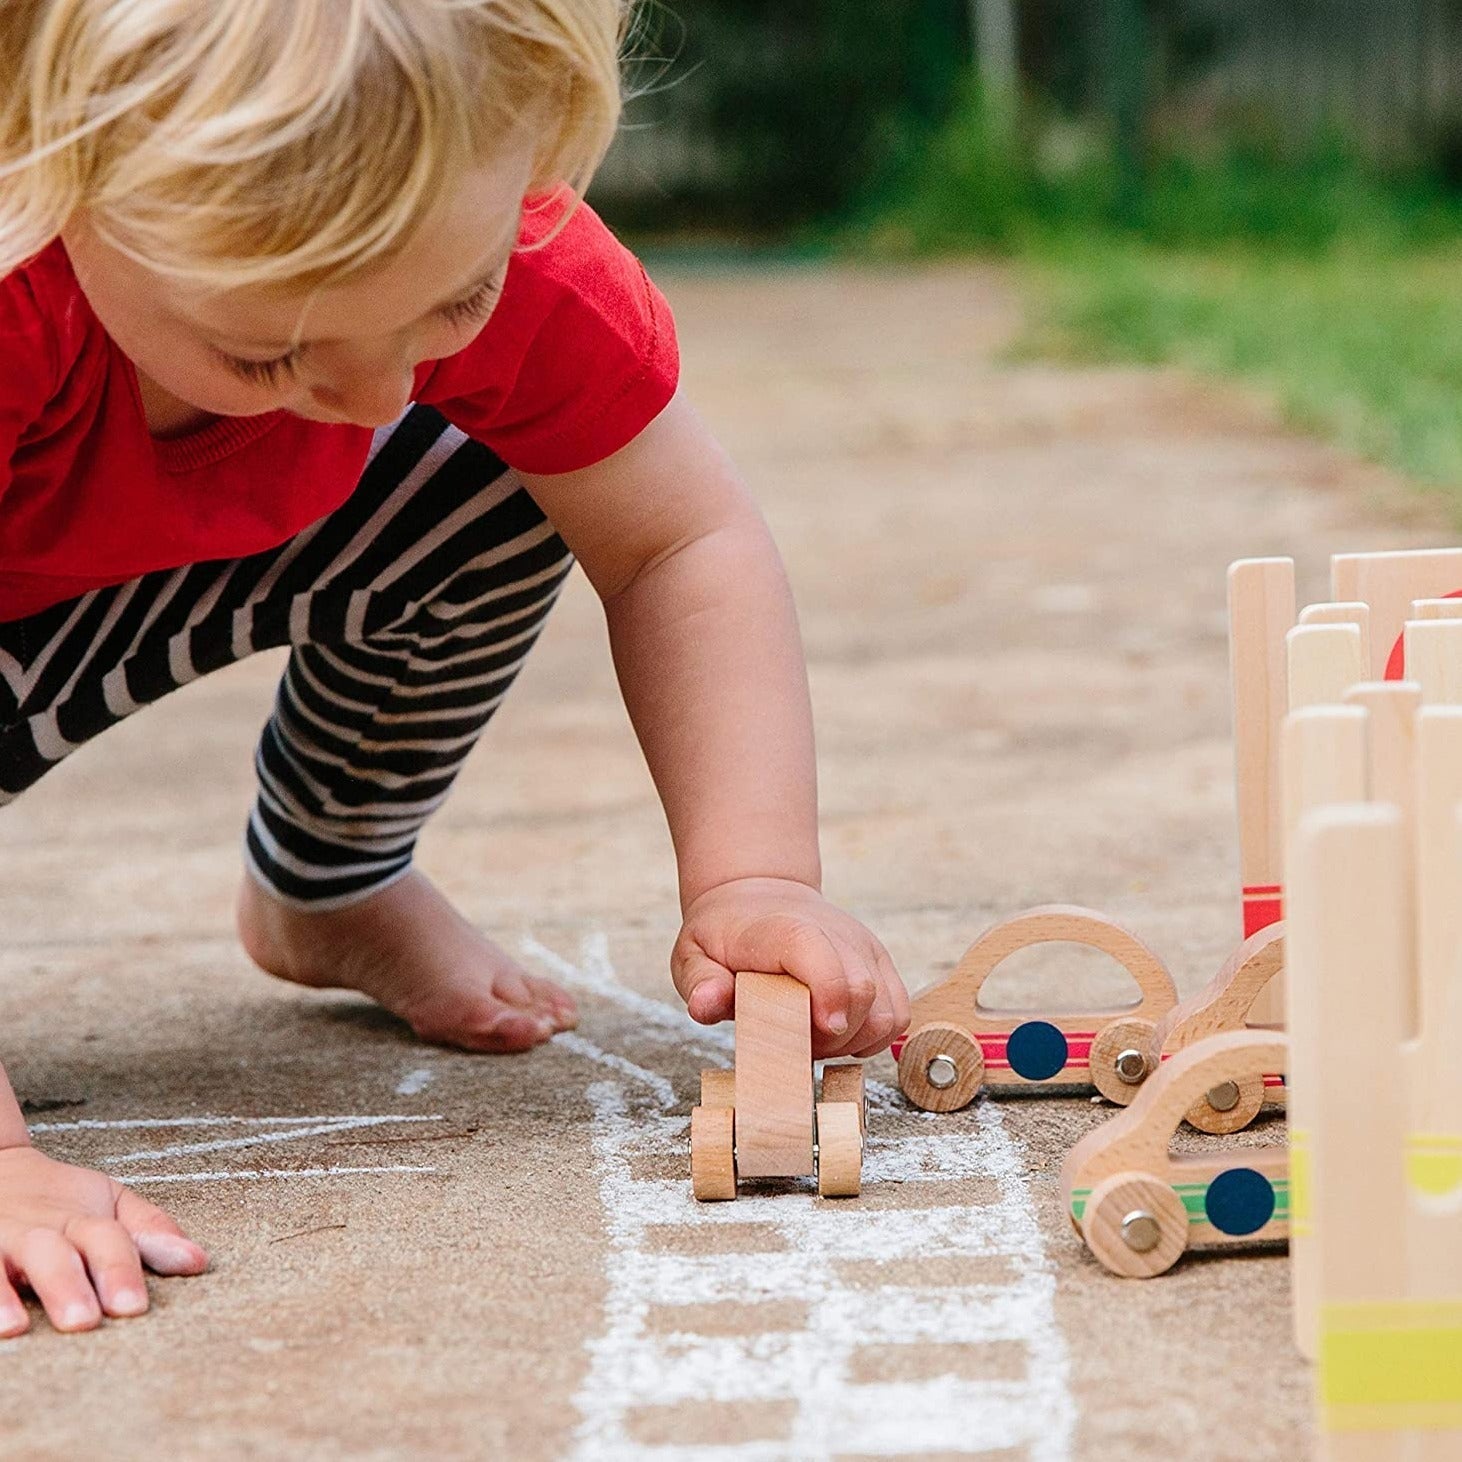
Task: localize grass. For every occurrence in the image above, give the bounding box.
[1020,240,1462,498]
[851,87,1462,503]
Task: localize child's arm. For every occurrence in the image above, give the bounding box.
[0,1060,208,1334]
[522,391,910,1056]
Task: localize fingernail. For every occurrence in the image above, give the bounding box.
[138,1234,203,1271]
[827,1012,848,1035]
[112,1288,148,1316]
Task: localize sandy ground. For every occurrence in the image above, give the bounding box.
[0,263,1450,1460]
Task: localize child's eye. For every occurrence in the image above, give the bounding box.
[221,349,301,387]
[437,278,502,328]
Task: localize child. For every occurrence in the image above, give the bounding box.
[0,0,910,1336]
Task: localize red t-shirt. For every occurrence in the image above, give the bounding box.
[0,201,679,621]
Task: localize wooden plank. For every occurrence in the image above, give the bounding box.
[1405,618,1462,705]
[1229,558,1296,938]
[1287,623,1366,711]
[1271,705,1369,1030]
[733,972,814,1178]
[1294,808,1414,1456]
[1411,597,1462,622]
[1299,601,1371,647]
[1331,548,1462,678]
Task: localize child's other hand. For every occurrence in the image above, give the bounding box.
[673,878,910,1058]
[0,1145,208,1335]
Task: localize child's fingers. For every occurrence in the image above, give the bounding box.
[683,963,735,1026]
[874,943,912,1036]
[114,1191,209,1276]
[66,1217,149,1318]
[0,1273,29,1337]
[12,1229,100,1332]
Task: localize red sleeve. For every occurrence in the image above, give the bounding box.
[0,253,66,504]
[414,197,679,475]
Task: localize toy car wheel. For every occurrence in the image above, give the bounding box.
[691,1105,737,1201]
[816,1101,863,1197]
[1185,1070,1266,1135]
[1081,1171,1188,1278]
[1088,1017,1160,1106]
[897,1022,985,1112]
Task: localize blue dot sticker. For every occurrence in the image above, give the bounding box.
[1203,1167,1276,1236]
[1005,1021,1069,1081]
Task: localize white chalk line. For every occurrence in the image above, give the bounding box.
[529,934,1076,1462]
[123,1164,438,1185]
[104,1114,443,1166]
[32,1112,447,1188]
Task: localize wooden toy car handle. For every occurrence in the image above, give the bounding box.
[946,905,1178,1018]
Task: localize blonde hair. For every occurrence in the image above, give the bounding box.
[0,0,627,290]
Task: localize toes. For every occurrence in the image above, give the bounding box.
[409,995,555,1053]
[522,974,577,1031]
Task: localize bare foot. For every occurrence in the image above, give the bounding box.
[236,869,577,1052]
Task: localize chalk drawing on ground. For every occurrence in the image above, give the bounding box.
[527,932,1077,1462]
[28,1113,446,1186]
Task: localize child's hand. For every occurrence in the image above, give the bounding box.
[673,878,910,1058]
[0,1145,208,1335]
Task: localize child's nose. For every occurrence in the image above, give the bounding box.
[309,363,415,428]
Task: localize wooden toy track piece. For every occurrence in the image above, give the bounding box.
[1149,923,1286,1135]
[689,973,867,1201]
[896,906,1177,1111]
[1060,1029,1289,1279]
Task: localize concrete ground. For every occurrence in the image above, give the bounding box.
[0,263,1448,1460]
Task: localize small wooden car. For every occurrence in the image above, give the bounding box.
[1148,923,1287,1134]
[893,906,1179,1111]
[1061,1029,1289,1278]
[690,971,866,1201]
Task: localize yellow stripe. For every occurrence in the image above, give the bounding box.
[1407,1133,1462,1199]
[1321,1302,1462,1431]
[1289,1128,1311,1234]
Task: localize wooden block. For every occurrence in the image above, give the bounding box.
[1230,558,1296,939]
[1287,623,1366,711]
[1414,711,1462,1126]
[733,972,814,1178]
[1405,618,1462,706]
[700,1068,736,1109]
[1292,807,1416,1448]
[1411,597,1462,621]
[1299,601,1372,649]
[1332,548,1462,678]
[1265,705,1368,1030]
[1344,681,1421,815]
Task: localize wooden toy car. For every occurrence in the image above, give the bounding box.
[1060,1029,1288,1278]
[1147,922,1287,1133]
[690,971,866,1201]
[893,906,1179,1112]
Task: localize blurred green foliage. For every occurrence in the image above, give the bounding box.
[854,83,1462,255]
[607,0,970,230]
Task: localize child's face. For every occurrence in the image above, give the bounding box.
[62,142,536,429]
